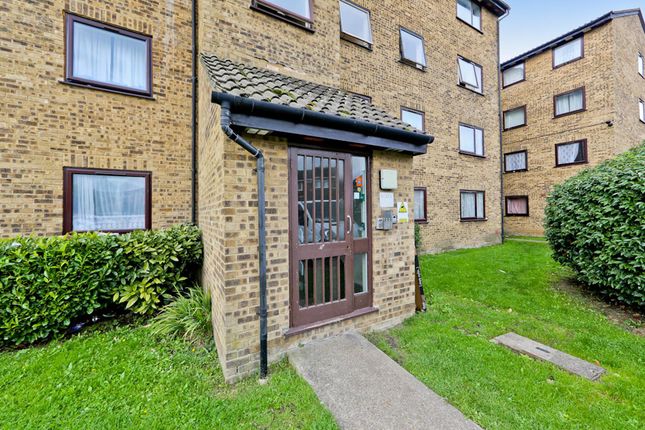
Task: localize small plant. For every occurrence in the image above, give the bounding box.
[151,286,213,346]
[414,223,423,252]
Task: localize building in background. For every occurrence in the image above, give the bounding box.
[501,9,645,236]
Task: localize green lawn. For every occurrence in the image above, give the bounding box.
[370,241,644,430]
[0,323,337,430]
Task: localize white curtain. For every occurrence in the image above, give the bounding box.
[73,174,146,231]
[461,193,476,218]
[340,1,372,42]
[459,125,475,153]
[401,30,426,66]
[557,143,581,164]
[505,152,526,171]
[554,38,582,66]
[474,128,483,155]
[414,189,425,220]
[556,90,583,115]
[505,108,525,129]
[73,22,147,90]
[640,100,644,121]
[476,192,485,219]
[503,64,524,86]
[507,198,527,215]
[639,54,644,76]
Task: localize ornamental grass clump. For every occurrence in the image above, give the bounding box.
[544,144,644,308]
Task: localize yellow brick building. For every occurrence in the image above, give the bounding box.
[501,10,645,236]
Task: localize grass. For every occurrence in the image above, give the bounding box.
[370,241,645,430]
[0,322,337,429]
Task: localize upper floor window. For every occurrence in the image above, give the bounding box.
[460,190,485,221]
[458,57,483,93]
[502,63,525,87]
[639,99,645,122]
[457,0,482,31]
[399,28,426,70]
[251,0,313,29]
[401,107,425,131]
[63,167,151,233]
[553,37,583,68]
[414,187,427,223]
[554,87,585,117]
[506,196,529,216]
[555,140,587,167]
[459,124,484,156]
[65,14,152,97]
[639,53,644,77]
[503,106,527,130]
[504,150,527,172]
[340,0,373,49]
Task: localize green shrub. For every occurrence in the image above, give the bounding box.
[0,225,202,346]
[151,286,212,345]
[545,144,645,307]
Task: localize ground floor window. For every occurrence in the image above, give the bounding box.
[414,187,427,222]
[506,196,529,216]
[63,167,151,233]
[460,190,485,221]
[504,150,527,172]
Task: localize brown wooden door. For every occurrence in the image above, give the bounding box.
[289,147,355,327]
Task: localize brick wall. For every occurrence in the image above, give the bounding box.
[0,0,193,236]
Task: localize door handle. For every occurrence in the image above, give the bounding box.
[346,215,352,236]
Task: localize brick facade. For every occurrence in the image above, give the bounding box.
[501,13,645,236]
[0,1,193,235]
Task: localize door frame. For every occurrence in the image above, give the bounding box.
[287,143,373,330]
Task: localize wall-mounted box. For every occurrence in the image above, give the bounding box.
[380,170,398,190]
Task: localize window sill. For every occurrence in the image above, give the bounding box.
[459,151,486,158]
[457,84,484,96]
[505,214,529,217]
[504,169,528,174]
[284,306,379,338]
[414,219,428,224]
[399,59,427,72]
[554,109,586,119]
[460,218,488,223]
[555,161,588,168]
[60,80,156,100]
[341,33,372,51]
[250,4,315,32]
[456,16,483,34]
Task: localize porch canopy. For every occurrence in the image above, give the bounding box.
[201,54,434,155]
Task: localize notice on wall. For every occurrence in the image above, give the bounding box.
[379,192,394,208]
[397,202,409,223]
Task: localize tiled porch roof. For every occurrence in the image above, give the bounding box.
[201,54,423,134]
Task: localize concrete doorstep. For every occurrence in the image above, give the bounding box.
[288,332,481,430]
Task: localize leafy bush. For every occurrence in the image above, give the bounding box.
[0,225,202,346]
[151,286,212,345]
[545,144,645,307]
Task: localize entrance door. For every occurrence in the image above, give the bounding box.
[288,147,371,328]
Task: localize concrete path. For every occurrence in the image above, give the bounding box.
[288,332,482,430]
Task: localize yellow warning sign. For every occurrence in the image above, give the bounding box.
[397,202,409,223]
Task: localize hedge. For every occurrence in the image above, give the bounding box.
[0,224,202,346]
[545,144,645,308]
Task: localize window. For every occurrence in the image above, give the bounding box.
[350,91,372,103]
[399,28,426,70]
[503,106,526,130]
[414,188,427,222]
[504,150,527,172]
[401,108,425,131]
[640,99,645,122]
[506,196,529,216]
[340,0,373,49]
[502,63,525,87]
[251,0,313,29]
[65,14,152,96]
[459,124,484,156]
[63,168,151,233]
[458,57,483,93]
[457,0,482,31]
[553,37,583,68]
[460,190,485,221]
[554,87,585,117]
[555,140,587,167]
[639,53,644,77]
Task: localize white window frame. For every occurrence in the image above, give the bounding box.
[640,99,645,123]
[399,27,427,69]
[339,0,373,49]
[458,57,483,93]
[457,0,482,31]
[639,52,644,77]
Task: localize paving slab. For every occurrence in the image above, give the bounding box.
[288,332,482,430]
[492,332,605,381]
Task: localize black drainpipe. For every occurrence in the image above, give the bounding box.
[190,0,198,224]
[220,101,268,379]
[498,9,510,242]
